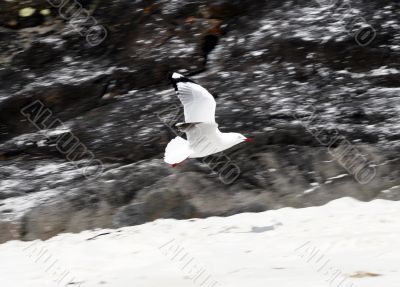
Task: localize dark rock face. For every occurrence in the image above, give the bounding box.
[1,0,400,243]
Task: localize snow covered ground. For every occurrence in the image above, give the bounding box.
[0,197,399,287]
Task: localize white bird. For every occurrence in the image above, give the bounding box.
[164,72,251,166]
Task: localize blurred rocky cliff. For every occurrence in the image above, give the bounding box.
[0,0,399,243]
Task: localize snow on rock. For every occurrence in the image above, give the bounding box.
[0,197,399,287]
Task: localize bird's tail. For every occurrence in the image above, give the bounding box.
[164,136,192,165]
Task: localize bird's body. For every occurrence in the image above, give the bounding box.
[164,73,249,166]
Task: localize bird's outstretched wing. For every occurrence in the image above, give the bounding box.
[171,73,216,123]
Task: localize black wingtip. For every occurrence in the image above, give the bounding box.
[170,72,195,91]
[169,72,178,91]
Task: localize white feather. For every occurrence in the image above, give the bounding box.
[164,136,192,165]
[172,73,216,123]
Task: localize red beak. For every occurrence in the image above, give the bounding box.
[244,138,253,142]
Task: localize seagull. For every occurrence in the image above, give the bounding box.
[164,72,251,166]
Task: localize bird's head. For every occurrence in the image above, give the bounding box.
[229,133,252,145]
